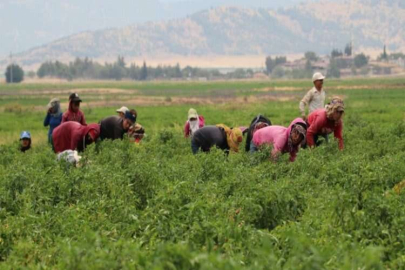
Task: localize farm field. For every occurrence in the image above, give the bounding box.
[0,77,405,268]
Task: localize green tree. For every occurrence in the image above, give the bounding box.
[328,59,341,78]
[378,45,388,62]
[174,63,182,78]
[140,61,148,81]
[331,49,343,58]
[305,51,318,62]
[271,66,285,79]
[117,56,126,68]
[265,56,286,74]
[265,56,275,74]
[354,53,369,68]
[344,43,352,56]
[5,64,24,83]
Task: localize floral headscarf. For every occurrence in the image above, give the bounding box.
[216,124,243,153]
[287,124,307,153]
[326,98,345,119]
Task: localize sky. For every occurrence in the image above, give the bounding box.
[0,0,306,57]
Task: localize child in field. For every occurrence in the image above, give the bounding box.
[19,131,32,153]
[184,108,205,138]
[44,98,62,144]
[62,93,86,125]
[306,98,345,150]
[250,118,307,162]
[191,124,243,154]
[52,122,100,153]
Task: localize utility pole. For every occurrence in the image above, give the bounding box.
[9,52,13,83]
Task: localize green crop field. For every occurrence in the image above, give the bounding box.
[1,78,405,269]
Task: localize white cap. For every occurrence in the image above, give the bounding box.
[312,72,325,82]
[116,106,129,114]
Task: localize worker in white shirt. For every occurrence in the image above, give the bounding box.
[299,72,328,146]
[299,72,326,122]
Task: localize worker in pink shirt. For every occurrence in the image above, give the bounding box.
[250,118,307,162]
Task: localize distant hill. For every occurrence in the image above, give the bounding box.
[2,0,404,68]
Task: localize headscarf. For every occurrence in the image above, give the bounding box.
[326,98,345,119]
[47,98,62,117]
[216,124,243,153]
[287,123,307,153]
[188,108,200,136]
[129,123,145,142]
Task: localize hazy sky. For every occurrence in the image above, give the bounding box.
[0,0,306,57]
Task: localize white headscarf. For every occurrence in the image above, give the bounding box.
[189,116,200,136]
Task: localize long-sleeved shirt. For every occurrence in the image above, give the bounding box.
[52,122,100,153]
[99,116,126,140]
[61,100,87,125]
[299,87,325,116]
[307,109,344,150]
[184,115,205,138]
[252,118,306,162]
[192,126,228,152]
[44,113,62,143]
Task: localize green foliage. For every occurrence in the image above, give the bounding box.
[331,49,343,58]
[271,66,285,79]
[35,57,258,81]
[5,64,24,83]
[304,51,318,62]
[328,59,341,78]
[0,78,405,268]
[344,43,352,56]
[354,53,369,68]
[265,56,287,74]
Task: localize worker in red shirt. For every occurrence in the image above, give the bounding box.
[306,98,345,150]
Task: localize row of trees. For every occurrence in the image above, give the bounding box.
[4,48,405,83]
[36,57,257,81]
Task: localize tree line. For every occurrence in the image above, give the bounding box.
[4,48,405,83]
[35,57,256,81]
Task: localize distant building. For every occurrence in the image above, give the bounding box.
[368,61,398,75]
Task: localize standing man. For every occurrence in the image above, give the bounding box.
[299,72,326,121]
[62,93,87,125]
[99,109,137,140]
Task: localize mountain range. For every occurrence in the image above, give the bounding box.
[2,0,404,69]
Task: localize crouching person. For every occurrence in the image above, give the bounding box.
[100,110,136,141]
[52,122,100,153]
[191,124,243,154]
[19,131,32,153]
[306,98,345,150]
[244,114,272,152]
[128,123,145,143]
[250,118,307,162]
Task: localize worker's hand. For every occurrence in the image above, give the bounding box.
[48,108,53,114]
[301,115,307,122]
